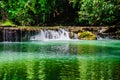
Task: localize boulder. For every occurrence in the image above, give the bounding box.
[78,31,96,40]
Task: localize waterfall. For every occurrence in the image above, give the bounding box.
[3,29,22,42]
[30,29,70,41]
[97,35,110,40]
[97,28,111,40]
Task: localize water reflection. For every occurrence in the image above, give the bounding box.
[0,40,120,80]
[77,56,114,80]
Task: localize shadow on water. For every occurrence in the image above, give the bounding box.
[0,40,120,80]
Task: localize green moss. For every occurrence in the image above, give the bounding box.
[0,20,15,27]
[78,31,96,40]
[0,22,2,26]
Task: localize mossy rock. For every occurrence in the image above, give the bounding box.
[78,31,96,40]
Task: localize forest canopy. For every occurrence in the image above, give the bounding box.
[0,0,120,26]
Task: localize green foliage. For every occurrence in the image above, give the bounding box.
[71,0,120,25]
[0,1,6,8]
[0,0,120,26]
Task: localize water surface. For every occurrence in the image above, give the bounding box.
[0,40,120,80]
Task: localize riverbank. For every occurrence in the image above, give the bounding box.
[0,26,120,41]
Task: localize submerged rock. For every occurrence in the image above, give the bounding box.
[78,31,96,40]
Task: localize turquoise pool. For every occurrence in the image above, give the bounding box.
[0,40,120,80]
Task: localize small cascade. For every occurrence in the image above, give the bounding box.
[97,34,110,40]
[30,29,70,41]
[97,27,111,40]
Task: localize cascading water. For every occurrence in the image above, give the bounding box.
[30,29,70,41]
[1,27,115,42]
[97,28,110,40]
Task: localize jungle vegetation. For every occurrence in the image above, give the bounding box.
[0,0,120,26]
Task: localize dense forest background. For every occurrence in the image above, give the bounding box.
[0,0,120,26]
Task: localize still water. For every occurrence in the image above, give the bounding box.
[0,40,120,80]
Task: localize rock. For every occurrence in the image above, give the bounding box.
[69,32,74,38]
[78,31,96,40]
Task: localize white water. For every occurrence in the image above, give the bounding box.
[30,29,70,41]
[97,35,110,40]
